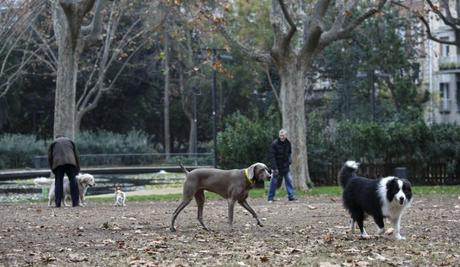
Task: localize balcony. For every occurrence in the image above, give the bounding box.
[439,56,460,71]
[440,98,452,114]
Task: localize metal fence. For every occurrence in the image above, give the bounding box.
[32,153,213,169]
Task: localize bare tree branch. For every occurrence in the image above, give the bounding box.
[265,65,281,111]
[216,24,271,63]
[319,0,388,50]
[391,0,459,45]
[277,0,297,52]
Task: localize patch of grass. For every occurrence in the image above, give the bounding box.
[50,185,460,204]
[413,185,460,194]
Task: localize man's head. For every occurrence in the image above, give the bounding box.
[279,129,287,142]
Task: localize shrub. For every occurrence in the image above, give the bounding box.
[0,134,48,169]
[0,130,156,169]
[217,112,278,169]
[76,130,153,154]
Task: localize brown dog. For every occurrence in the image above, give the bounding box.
[170,162,271,232]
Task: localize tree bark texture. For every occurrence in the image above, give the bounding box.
[279,61,310,190]
[52,0,96,139]
[53,3,78,139]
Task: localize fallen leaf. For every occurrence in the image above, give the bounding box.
[385,228,394,235]
[323,232,334,243]
[319,262,340,267]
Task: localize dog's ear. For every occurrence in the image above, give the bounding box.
[247,163,268,179]
[247,163,259,179]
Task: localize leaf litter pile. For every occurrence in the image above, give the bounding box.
[1,195,459,266]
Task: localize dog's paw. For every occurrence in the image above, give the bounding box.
[170,227,176,232]
[360,233,371,239]
[394,234,406,240]
[377,228,385,235]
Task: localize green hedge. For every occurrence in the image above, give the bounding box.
[75,130,153,154]
[0,130,155,169]
[217,114,460,175]
[0,134,47,169]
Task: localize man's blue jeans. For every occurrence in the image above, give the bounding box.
[268,171,295,200]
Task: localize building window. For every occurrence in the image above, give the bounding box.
[457,82,460,113]
[440,82,451,113]
[440,37,450,57]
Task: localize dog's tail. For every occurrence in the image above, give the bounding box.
[33,177,53,187]
[338,160,359,188]
[178,161,189,174]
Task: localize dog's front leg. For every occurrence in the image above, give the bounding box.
[392,215,405,240]
[79,195,85,206]
[238,199,263,227]
[227,199,236,230]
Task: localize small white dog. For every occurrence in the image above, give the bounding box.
[114,186,126,207]
[34,173,95,206]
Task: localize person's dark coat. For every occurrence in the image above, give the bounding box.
[48,136,80,172]
[268,138,292,174]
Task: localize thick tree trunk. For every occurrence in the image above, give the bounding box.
[279,62,311,190]
[53,4,78,140]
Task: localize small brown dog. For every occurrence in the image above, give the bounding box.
[170,162,271,232]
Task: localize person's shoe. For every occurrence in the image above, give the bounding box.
[268,199,275,203]
[288,198,297,201]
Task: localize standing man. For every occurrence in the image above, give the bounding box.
[268,129,296,202]
[48,135,80,207]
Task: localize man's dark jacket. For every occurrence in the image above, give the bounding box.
[268,138,292,174]
[48,137,80,172]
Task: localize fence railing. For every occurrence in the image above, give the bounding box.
[312,161,460,186]
[32,153,213,169]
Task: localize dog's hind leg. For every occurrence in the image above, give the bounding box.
[169,185,195,232]
[194,190,209,231]
[373,215,385,235]
[63,195,70,207]
[352,210,368,239]
[238,199,263,227]
[170,198,192,232]
[350,219,356,234]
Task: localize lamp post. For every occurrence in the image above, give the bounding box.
[195,48,232,168]
[356,70,377,121]
[211,49,218,168]
[191,86,201,160]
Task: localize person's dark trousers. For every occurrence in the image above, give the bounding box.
[53,164,79,207]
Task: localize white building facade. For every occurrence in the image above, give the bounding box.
[421,1,460,124]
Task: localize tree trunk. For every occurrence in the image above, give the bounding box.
[53,3,78,140]
[279,62,311,190]
[52,0,96,139]
[163,28,171,158]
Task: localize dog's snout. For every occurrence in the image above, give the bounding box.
[399,196,404,204]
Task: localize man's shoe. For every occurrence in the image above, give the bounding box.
[288,198,297,201]
[268,200,274,203]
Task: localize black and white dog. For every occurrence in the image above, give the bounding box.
[338,161,412,240]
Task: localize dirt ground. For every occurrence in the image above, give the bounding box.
[1,195,460,267]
